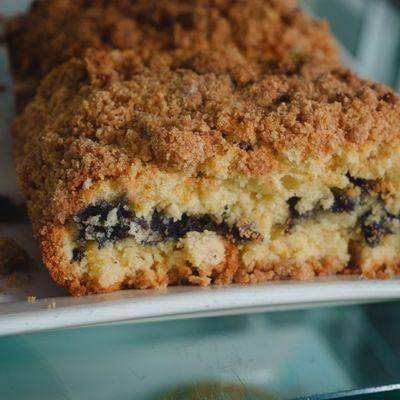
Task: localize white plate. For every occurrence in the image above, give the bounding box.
[1,277,400,336]
[0,1,399,337]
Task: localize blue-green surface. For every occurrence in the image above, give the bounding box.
[300,386,400,399]
[305,0,400,89]
[0,305,400,399]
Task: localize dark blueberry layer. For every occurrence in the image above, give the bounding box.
[71,197,261,262]
[360,212,393,247]
[287,187,357,222]
[287,196,301,220]
[346,174,375,192]
[71,174,398,263]
[150,210,216,241]
[150,210,261,243]
[73,198,146,248]
[286,175,399,247]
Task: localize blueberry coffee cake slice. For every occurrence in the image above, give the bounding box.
[5,0,339,111]
[12,50,400,295]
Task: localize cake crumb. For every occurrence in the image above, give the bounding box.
[27,295,36,304]
[47,299,57,309]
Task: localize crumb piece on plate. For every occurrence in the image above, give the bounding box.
[47,299,57,309]
[27,295,37,304]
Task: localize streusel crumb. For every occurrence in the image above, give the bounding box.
[5,0,339,110]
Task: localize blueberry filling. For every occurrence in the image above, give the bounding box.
[287,196,301,220]
[346,174,375,192]
[71,197,262,262]
[71,175,398,263]
[287,175,399,247]
[73,198,147,248]
[360,211,393,247]
[72,248,85,263]
[150,210,215,241]
[287,187,358,221]
[331,188,359,213]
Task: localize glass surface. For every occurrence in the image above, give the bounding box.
[305,0,400,88]
[0,303,400,399]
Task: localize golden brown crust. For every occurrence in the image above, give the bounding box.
[5,0,339,110]
[233,257,347,284]
[13,49,400,232]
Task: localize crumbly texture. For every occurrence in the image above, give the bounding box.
[5,0,339,110]
[12,50,400,295]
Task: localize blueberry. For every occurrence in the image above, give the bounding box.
[75,198,262,248]
[72,247,85,262]
[287,196,301,219]
[360,212,392,247]
[346,174,375,192]
[331,188,359,213]
[150,210,168,238]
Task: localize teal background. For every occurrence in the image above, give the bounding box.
[1,304,400,399]
[2,1,400,399]
[305,0,400,89]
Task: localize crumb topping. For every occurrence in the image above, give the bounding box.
[13,49,400,226]
[6,0,339,108]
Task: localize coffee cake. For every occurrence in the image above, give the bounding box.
[12,50,400,295]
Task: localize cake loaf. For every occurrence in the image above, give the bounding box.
[12,50,400,295]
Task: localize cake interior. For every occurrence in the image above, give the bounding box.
[62,155,400,289]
